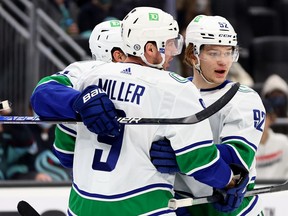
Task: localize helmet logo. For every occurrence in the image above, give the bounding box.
[134,44,141,51]
[193,15,203,22]
[149,13,159,21]
[219,34,232,38]
[110,20,121,27]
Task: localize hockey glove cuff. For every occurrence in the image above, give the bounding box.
[213,163,249,213]
[150,138,180,173]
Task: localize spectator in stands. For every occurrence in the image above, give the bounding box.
[51,0,79,35]
[0,106,52,181]
[74,0,90,8]
[256,99,288,180]
[262,74,288,134]
[77,0,111,38]
[177,0,211,34]
[27,106,71,182]
[108,0,165,23]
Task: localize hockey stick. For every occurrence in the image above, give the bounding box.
[168,179,288,210]
[17,200,40,216]
[0,100,10,110]
[0,82,239,125]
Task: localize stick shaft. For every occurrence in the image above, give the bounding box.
[17,200,40,216]
[0,83,240,125]
[169,180,288,210]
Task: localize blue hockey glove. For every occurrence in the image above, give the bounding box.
[73,85,120,136]
[150,138,180,173]
[213,163,249,213]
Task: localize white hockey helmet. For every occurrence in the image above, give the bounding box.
[185,15,238,61]
[121,7,182,63]
[89,20,124,62]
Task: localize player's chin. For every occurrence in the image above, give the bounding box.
[214,77,226,84]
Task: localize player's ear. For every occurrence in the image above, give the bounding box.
[112,50,126,63]
[143,42,160,65]
[144,42,157,55]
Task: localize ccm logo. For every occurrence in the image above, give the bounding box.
[219,34,232,37]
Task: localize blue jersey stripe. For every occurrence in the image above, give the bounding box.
[222,135,257,151]
[175,140,213,154]
[73,182,173,200]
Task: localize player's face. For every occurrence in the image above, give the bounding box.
[198,45,234,85]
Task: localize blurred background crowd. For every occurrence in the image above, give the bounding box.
[1,0,288,182]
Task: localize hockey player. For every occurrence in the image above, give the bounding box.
[150,15,265,215]
[63,7,248,215]
[30,19,128,171]
[31,20,126,137]
[31,18,174,137]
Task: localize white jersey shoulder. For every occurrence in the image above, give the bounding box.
[75,62,199,111]
[201,82,265,143]
[76,62,190,90]
[59,60,106,86]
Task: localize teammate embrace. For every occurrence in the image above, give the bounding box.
[31,7,264,216]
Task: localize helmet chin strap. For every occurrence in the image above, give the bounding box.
[141,53,165,69]
[195,56,215,85]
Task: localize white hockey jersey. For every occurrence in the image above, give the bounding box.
[66,62,231,215]
[174,81,265,216]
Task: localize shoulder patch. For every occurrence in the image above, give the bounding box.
[169,72,189,83]
[238,84,256,93]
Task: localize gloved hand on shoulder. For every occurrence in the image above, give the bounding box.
[73,85,120,137]
[213,163,249,213]
[150,138,180,173]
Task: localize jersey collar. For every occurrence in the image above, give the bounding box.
[188,77,232,92]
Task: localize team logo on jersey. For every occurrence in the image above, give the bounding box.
[169,72,189,83]
[238,85,255,93]
[149,13,159,21]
